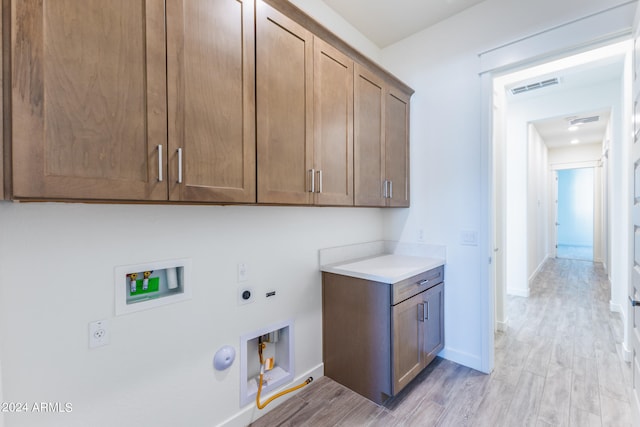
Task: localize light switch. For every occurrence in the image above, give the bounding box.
[460,230,478,246]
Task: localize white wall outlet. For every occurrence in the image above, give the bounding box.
[237,263,249,282]
[238,287,254,305]
[89,319,110,349]
[418,228,424,242]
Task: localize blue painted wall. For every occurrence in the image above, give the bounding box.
[557,168,594,247]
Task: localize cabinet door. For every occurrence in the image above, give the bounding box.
[0,1,3,200]
[392,292,424,395]
[354,64,385,207]
[386,88,410,207]
[167,0,255,203]
[11,0,167,200]
[313,38,353,206]
[423,283,444,365]
[256,2,313,204]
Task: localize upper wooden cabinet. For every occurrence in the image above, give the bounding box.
[256,2,313,205]
[167,0,255,203]
[313,38,354,206]
[11,0,167,200]
[10,0,254,203]
[6,0,411,206]
[354,64,386,207]
[386,88,410,207]
[0,2,4,200]
[256,2,356,206]
[354,65,411,207]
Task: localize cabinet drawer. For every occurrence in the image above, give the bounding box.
[392,266,443,305]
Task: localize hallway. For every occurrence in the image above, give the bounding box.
[249,258,633,426]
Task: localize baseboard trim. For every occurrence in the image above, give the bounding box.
[623,341,633,363]
[528,255,548,284]
[610,300,623,314]
[496,318,509,332]
[219,363,324,427]
[610,301,632,362]
[507,287,530,297]
[438,347,483,372]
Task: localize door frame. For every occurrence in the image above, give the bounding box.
[552,165,599,261]
[478,2,635,375]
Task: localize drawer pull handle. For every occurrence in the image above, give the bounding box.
[418,279,429,286]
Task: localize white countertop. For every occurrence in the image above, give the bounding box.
[321,254,445,284]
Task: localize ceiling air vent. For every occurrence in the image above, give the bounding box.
[510,78,559,95]
[569,116,600,125]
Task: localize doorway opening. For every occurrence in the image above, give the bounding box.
[490,39,631,368]
[555,167,594,261]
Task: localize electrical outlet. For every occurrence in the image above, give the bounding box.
[238,287,254,305]
[418,228,424,242]
[89,319,110,349]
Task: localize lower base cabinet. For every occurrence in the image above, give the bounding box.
[322,266,444,404]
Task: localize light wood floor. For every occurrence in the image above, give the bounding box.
[250,258,635,426]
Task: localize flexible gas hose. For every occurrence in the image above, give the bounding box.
[256,342,313,410]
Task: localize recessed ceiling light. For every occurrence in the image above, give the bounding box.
[570,139,579,144]
[568,125,579,132]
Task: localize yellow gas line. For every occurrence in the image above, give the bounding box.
[256,342,313,410]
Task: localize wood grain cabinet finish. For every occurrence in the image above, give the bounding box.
[386,88,410,207]
[7,0,410,206]
[256,8,354,206]
[256,1,313,205]
[423,282,445,365]
[0,1,4,200]
[354,65,411,207]
[354,64,385,207]
[312,38,354,206]
[10,0,254,203]
[167,0,256,202]
[322,266,444,404]
[11,0,167,200]
[167,0,255,203]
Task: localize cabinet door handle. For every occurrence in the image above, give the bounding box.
[426,301,430,320]
[389,180,393,199]
[177,148,183,184]
[418,303,425,322]
[157,145,163,182]
[383,180,388,198]
[317,170,323,193]
[309,169,315,193]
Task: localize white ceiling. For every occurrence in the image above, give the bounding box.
[533,109,611,149]
[510,56,624,149]
[318,0,626,150]
[320,0,487,48]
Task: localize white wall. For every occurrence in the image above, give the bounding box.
[0,4,387,427]
[527,125,549,281]
[0,203,383,427]
[379,0,632,370]
[0,1,635,426]
[288,0,382,62]
[549,143,603,165]
[502,79,621,296]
